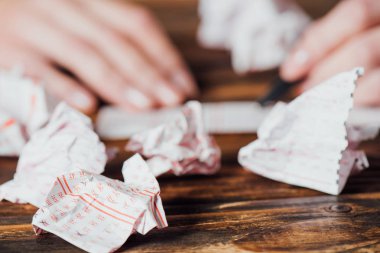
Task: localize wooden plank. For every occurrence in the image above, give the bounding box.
[1,193,379,252]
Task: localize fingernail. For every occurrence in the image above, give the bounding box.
[124,88,152,110]
[70,92,93,111]
[292,49,309,65]
[171,71,197,95]
[283,49,309,80]
[157,83,182,106]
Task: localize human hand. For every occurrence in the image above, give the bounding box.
[280,0,380,106]
[0,0,197,114]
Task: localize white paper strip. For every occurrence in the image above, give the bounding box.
[96,101,380,141]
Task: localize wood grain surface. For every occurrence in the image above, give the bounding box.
[0,0,379,252]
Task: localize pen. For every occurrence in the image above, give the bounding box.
[258,75,301,106]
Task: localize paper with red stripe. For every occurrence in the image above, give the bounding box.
[0,68,54,156]
[32,154,167,253]
[239,68,369,195]
[0,112,26,156]
[126,101,221,176]
[0,103,106,206]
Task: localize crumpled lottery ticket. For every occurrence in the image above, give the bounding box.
[0,68,54,156]
[238,68,368,195]
[0,103,106,207]
[198,0,310,72]
[32,154,167,253]
[127,101,221,177]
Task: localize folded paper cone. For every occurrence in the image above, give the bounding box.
[238,68,369,195]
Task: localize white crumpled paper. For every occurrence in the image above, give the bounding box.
[127,101,221,177]
[0,112,26,156]
[198,0,310,72]
[238,68,368,195]
[32,154,167,253]
[0,103,107,207]
[0,68,54,156]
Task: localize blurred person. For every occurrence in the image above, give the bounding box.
[0,0,197,114]
[281,0,380,107]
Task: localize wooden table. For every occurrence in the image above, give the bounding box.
[1,0,379,252]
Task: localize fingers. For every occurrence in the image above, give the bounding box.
[281,0,380,81]
[9,10,154,111]
[298,26,380,92]
[43,69,98,114]
[84,0,198,97]
[31,0,159,108]
[35,0,191,108]
[0,42,97,114]
[354,69,380,107]
[0,0,197,111]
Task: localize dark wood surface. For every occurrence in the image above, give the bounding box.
[1,0,379,252]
